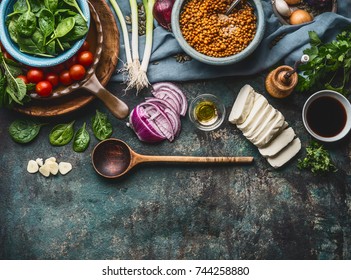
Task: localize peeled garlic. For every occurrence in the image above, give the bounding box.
[45,157,56,164]
[47,161,59,175]
[59,162,72,175]
[35,158,43,166]
[275,0,291,17]
[39,164,51,177]
[27,160,39,174]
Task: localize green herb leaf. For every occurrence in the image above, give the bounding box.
[92,110,113,140]
[49,121,75,146]
[297,141,337,174]
[73,122,90,152]
[9,119,45,144]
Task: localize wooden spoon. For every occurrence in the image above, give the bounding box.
[92,138,254,179]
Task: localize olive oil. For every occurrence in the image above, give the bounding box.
[194,101,218,126]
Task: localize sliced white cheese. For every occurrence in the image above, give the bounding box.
[254,111,285,148]
[246,107,278,142]
[243,104,274,139]
[59,162,72,175]
[259,127,296,157]
[237,94,269,132]
[39,164,51,177]
[27,160,39,174]
[228,84,256,125]
[267,138,301,168]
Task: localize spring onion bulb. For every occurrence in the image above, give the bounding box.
[129,0,141,89]
[109,0,133,87]
[135,0,155,92]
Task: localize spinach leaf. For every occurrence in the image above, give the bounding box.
[8,0,28,16]
[38,9,54,44]
[46,41,56,56]
[0,72,6,107]
[6,77,27,105]
[44,0,58,12]
[73,122,90,152]
[16,0,37,37]
[61,14,88,42]
[8,20,19,43]
[49,121,75,146]
[18,30,48,56]
[92,110,113,140]
[46,17,76,45]
[9,119,45,144]
[63,0,87,22]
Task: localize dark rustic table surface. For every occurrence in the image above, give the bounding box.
[1,73,350,260]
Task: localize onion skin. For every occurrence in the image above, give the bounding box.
[289,9,313,25]
[153,0,175,31]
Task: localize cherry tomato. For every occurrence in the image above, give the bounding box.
[51,63,65,74]
[35,81,53,97]
[59,70,73,86]
[17,75,28,84]
[27,68,44,83]
[69,64,86,81]
[77,51,94,68]
[45,72,59,87]
[79,41,90,53]
[65,55,78,69]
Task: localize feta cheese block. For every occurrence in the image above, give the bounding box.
[237,94,268,132]
[253,111,285,148]
[267,138,301,168]
[259,127,296,157]
[243,104,274,139]
[228,84,256,125]
[246,107,278,142]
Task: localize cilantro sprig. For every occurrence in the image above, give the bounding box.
[297,30,351,96]
[297,141,337,174]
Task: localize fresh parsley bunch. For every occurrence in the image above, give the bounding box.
[297,30,351,96]
[298,140,337,174]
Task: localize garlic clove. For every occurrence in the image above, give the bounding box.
[39,164,51,177]
[58,162,72,175]
[27,160,39,174]
[275,0,291,17]
[45,157,56,164]
[47,161,59,175]
[35,158,43,166]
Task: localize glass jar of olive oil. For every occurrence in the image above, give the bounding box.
[189,94,226,131]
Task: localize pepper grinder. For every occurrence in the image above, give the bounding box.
[265,55,309,98]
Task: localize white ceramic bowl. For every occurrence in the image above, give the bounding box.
[302,90,351,142]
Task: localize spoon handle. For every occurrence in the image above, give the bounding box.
[225,0,241,16]
[138,155,254,164]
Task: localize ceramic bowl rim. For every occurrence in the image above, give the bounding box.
[0,0,90,67]
[171,0,266,66]
[302,89,351,142]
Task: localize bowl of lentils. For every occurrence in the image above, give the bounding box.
[171,0,265,65]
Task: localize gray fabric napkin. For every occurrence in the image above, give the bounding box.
[108,0,351,84]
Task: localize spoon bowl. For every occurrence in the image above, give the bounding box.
[92,138,254,179]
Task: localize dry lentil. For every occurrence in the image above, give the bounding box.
[180,0,257,57]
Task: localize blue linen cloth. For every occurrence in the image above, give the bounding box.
[108,0,351,84]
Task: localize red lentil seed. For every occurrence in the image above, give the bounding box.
[180,0,257,58]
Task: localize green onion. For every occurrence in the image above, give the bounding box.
[129,0,141,88]
[108,0,133,87]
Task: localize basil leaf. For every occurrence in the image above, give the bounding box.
[73,122,90,152]
[92,110,113,141]
[9,119,45,144]
[49,121,75,146]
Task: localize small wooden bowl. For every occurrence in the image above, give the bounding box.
[271,0,337,25]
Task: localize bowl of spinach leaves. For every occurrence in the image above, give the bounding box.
[0,0,90,67]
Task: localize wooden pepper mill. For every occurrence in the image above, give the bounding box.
[265,55,309,98]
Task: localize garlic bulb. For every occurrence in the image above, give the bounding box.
[275,0,291,17]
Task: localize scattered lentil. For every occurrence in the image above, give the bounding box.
[180,0,257,57]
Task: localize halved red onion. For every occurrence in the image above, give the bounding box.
[129,107,166,143]
[150,88,181,114]
[152,82,188,116]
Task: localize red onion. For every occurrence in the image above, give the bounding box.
[153,0,175,31]
[152,82,188,116]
